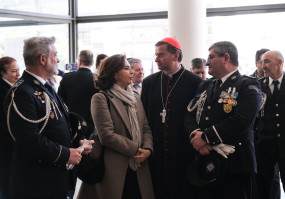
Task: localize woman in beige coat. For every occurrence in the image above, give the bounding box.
[77,54,154,199]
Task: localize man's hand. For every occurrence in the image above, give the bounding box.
[190,130,207,150]
[134,148,151,163]
[79,139,94,155]
[67,148,82,165]
[198,144,212,155]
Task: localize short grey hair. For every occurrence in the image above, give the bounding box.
[23,36,56,67]
[127,58,141,69]
[209,41,239,67]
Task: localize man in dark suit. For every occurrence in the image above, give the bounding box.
[184,41,262,199]
[254,50,285,199]
[141,37,202,199]
[58,50,99,138]
[4,37,90,199]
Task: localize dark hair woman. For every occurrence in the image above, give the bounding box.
[77,54,154,199]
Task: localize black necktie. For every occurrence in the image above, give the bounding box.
[272,80,279,100]
[213,79,222,96]
[44,82,58,104]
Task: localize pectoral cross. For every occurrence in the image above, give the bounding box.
[160,109,166,123]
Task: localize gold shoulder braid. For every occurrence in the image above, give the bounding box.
[7,81,60,141]
[187,90,207,124]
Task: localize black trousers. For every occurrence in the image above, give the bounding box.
[0,160,11,199]
[122,167,142,199]
[195,173,255,199]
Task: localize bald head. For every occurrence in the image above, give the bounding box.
[261,50,284,79]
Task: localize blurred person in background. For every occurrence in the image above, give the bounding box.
[95,54,108,75]
[251,49,270,78]
[0,56,20,199]
[191,58,207,80]
[127,58,144,96]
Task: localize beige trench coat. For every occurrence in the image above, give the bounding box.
[77,91,154,199]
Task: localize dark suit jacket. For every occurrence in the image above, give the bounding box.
[0,78,13,161]
[58,67,99,138]
[185,71,262,174]
[4,71,71,198]
[255,75,285,158]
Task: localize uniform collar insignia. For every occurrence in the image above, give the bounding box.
[231,75,237,80]
[33,79,40,85]
[34,91,42,96]
[263,79,267,84]
[13,79,24,88]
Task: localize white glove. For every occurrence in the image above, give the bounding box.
[66,139,92,170]
[212,143,235,159]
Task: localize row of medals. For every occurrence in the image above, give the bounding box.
[218,87,238,113]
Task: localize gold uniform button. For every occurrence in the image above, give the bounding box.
[276,104,279,107]
[239,142,242,146]
[276,114,279,117]
[205,117,209,120]
[207,106,211,110]
[277,134,281,138]
[277,124,280,127]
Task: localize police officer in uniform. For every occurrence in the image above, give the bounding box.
[254,50,285,199]
[4,36,92,199]
[184,41,262,199]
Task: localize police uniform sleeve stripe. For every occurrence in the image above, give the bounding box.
[52,145,62,163]
[212,125,223,143]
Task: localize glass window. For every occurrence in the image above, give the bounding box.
[78,0,168,16]
[78,19,168,77]
[207,12,285,75]
[0,0,69,16]
[0,19,69,73]
[207,0,284,8]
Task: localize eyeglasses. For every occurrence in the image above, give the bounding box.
[258,59,270,65]
[207,54,216,62]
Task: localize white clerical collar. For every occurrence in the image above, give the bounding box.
[2,77,13,86]
[25,70,46,85]
[166,64,182,78]
[220,69,238,85]
[269,74,283,86]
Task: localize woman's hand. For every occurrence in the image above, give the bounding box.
[133,148,151,163]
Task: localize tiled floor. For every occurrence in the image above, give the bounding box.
[74,179,285,198]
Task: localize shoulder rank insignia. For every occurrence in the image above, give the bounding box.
[12,79,24,88]
[33,79,40,85]
[248,85,259,92]
[34,91,42,96]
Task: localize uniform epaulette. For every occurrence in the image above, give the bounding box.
[243,75,256,79]
[11,79,24,89]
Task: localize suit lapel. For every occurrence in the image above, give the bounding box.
[107,92,132,134]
